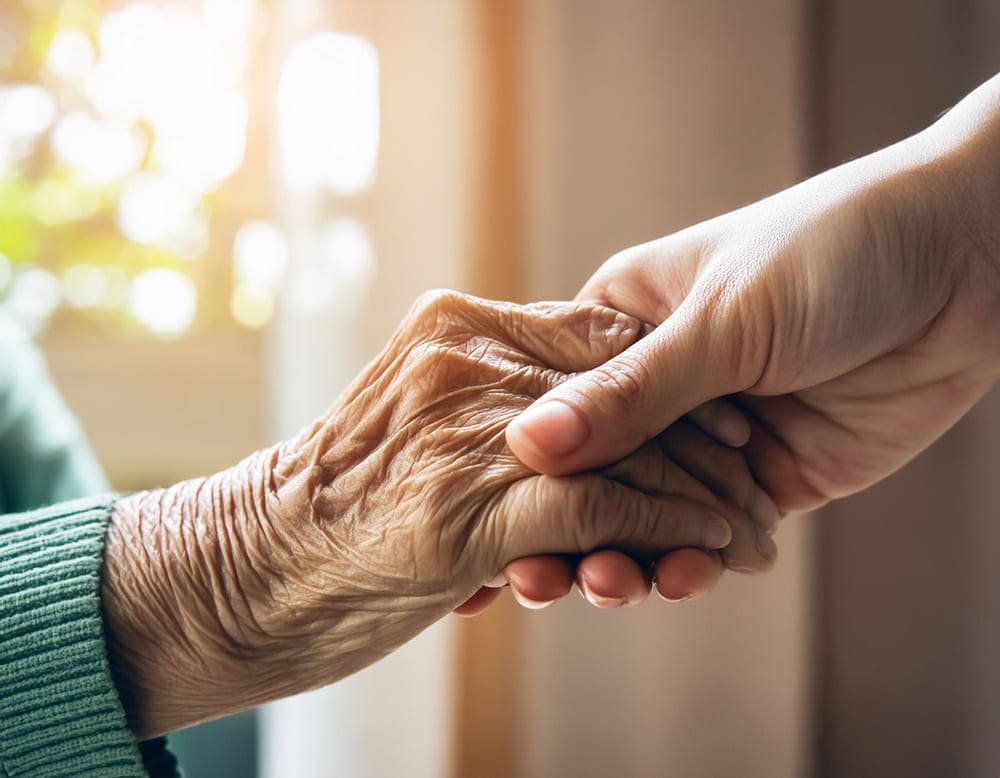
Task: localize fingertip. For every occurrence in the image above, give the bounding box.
[503,556,575,604]
[688,400,751,448]
[755,526,779,563]
[701,517,733,550]
[578,577,629,608]
[454,586,504,616]
[507,400,591,471]
[720,526,779,574]
[653,549,723,602]
[750,488,780,531]
[576,550,651,608]
[510,587,558,610]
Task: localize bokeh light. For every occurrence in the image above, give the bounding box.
[128,268,197,337]
[288,217,376,313]
[62,263,109,309]
[153,93,247,192]
[116,173,208,258]
[233,221,289,288]
[30,179,101,226]
[230,282,275,329]
[51,111,145,185]
[321,217,377,290]
[1,2,381,336]
[0,253,11,293]
[7,267,61,335]
[277,33,380,194]
[0,85,56,166]
[45,28,96,84]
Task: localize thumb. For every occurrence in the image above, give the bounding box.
[506,300,745,475]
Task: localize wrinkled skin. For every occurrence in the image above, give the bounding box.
[504,72,1000,607]
[101,290,770,739]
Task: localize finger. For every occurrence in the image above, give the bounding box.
[576,549,651,608]
[400,291,643,376]
[507,297,746,477]
[734,394,829,513]
[454,586,504,617]
[654,549,723,602]
[600,438,776,574]
[686,398,751,448]
[656,419,778,531]
[503,555,575,609]
[495,300,646,373]
[489,474,733,567]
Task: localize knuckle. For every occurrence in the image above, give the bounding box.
[407,289,472,334]
[620,501,661,551]
[568,478,613,551]
[595,310,642,354]
[566,302,641,358]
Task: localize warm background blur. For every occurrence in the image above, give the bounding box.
[3,1,1000,776]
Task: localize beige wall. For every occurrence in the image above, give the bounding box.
[813,2,1000,776]
[42,329,265,491]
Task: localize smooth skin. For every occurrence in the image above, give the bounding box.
[501,72,1000,608]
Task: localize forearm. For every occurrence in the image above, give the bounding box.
[101,452,274,739]
[100,445,439,740]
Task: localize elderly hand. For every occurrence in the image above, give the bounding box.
[99,290,770,739]
[504,73,1000,605]
[458,405,777,614]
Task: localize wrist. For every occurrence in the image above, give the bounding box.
[101,451,286,738]
[860,76,1000,374]
[917,74,1000,283]
[101,441,449,739]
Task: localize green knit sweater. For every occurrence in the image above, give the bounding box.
[0,319,180,777]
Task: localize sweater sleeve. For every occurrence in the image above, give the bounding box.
[0,496,180,777]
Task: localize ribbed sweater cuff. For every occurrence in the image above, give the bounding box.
[0,496,178,777]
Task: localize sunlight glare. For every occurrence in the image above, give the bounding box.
[0,253,11,293]
[0,85,56,164]
[117,173,206,255]
[288,217,375,313]
[51,111,145,184]
[231,281,275,329]
[62,263,109,309]
[128,268,197,337]
[45,28,96,84]
[277,33,379,194]
[154,92,247,192]
[7,267,60,334]
[233,221,289,288]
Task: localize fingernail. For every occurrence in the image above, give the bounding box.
[511,588,557,610]
[716,412,751,448]
[701,518,731,549]
[510,401,590,460]
[578,578,627,608]
[655,588,696,604]
[755,527,778,561]
[750,489,779,531]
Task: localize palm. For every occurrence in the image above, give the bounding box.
[738,249,1000,512]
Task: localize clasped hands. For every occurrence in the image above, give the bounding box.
[103,291,775,738]
[102,73,1000,739]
